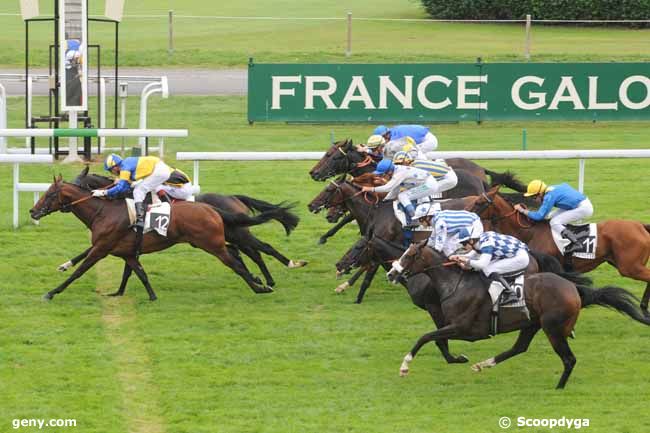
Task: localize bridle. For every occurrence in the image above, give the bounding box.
[324,143,374,177]
[37,182,105,222]
[398,245,464,302]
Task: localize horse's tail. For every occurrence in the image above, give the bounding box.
[529,251,593,287]
[576,285,650,325]
[484,169,527,192]
[233,195,300,235]
[216,206,297,231]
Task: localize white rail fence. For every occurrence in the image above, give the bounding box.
[0,154,53,228]
[176,149,650,193]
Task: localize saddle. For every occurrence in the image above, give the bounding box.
[125,193,171,237]
[486,271,529,336]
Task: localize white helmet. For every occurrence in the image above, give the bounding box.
[413,203,438,220]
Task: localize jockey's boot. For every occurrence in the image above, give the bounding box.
[489,272,518,305]
[404,203,416,218]
[135,202,146,229]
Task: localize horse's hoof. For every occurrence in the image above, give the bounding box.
[255,286,274,294]
[399,369,409,377]
[335,282,350,293]
[288,259,307,269]
[318,237,327,245]
[451,354,469,364]
[42,293,53,301]
[105,291,123,297]
[471,363,482,372]
[149,296,157,302]
[354,299,363,304]
[57,261,72,272]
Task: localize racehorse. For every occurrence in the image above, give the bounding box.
[30,176,292,300]
[68,167,306,289]
[308,178,476,303]
[471,188,650,314]
[387,241,650,389]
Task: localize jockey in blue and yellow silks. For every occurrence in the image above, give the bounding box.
[92,154,172,227]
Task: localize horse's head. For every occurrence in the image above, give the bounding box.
[387,240,444,283]
[310,139,374,180]
[29,175,73,220]
[307,178,349,213]
[336,237,373,276]
[326,203,347,223]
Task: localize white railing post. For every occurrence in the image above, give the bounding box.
[99,77,106,152]
[139,78,169,154]
[578,159,585,192]
[13,162,19,228]
[525,14,532,61]
[62,110,82,163]
[346,12,352,57]
[193,160,199,186]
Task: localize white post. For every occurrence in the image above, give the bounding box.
[193,160,199,186]
[138,80,168,154]
[99,77,106,152]
[578,159,585,193]
[13,163,19,228]
[168,10,174,56]
[525,14,532,61]
[63,110,82,163]
[158,137,164,158]
[345,12,352,57]
[0,83,6,153]
[32,192,40,225]
[119,81,128,156]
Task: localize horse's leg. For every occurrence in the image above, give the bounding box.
[124,256,158,301]
[642,282,650,314]
[226,244,263,286]
[355,263,379,304]
[238,243,275,288]
[426,304,469,364]
[335,267,365,293]
[106,261,133,297]
[247,234,307,269]
[57,246,92,272]
[546,334,577,389]
[44,247,108,300]
[319,214,355,245]
[472,325,540,371]
[399,323,461,376]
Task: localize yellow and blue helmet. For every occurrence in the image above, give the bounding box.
[392,150,413,165]
[104,154,122,171]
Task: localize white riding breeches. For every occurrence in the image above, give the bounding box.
[419,132,438,154]
[156,182,200,201]
[548,198,594,235]
[133,161,172,203]
[397,176,439,208]
[481,249,530,277]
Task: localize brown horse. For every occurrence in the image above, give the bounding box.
[30,177,288,301]
[387,241,650,389]
[472,188,650,313]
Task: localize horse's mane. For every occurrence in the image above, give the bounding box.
[488,170,527,193]
[499,192,538,208]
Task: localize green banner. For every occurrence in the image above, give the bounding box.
[247,62,650,122]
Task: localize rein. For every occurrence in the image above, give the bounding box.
[475,194,534,229]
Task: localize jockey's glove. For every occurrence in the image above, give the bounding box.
[91,189,108,197]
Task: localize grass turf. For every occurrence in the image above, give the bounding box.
[1,95,649,432]
[1,1,650,67]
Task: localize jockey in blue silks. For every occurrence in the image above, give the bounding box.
[374,124,438,158]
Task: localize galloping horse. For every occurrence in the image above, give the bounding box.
[388,241,650,389]
[68,167,306,288]
[472,188,650,313]
[30,176,290,300]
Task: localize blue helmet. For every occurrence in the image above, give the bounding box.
[373,159,395,175]
[458,227,480,243]
[373,125,389,136]
[104,154,122,171]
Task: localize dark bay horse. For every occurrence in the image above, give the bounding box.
[308,179,476,303]
[388,241,650,389]
[30,177,291,300]
[67,167,306,288]
[472,188,650,313]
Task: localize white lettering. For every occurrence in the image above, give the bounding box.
[339,76,376,109]
[305,76,337,109]
[511,76,546,110]
[588,76,618,110]
[379,76,413,109]
[271,75,301,109]
[457,75,488,110]
[619,75,650,109]
[549,76,585,110]
[416,75,452,109]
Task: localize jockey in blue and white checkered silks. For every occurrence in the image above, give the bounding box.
[450,230,530,305]
[413,206,484,256]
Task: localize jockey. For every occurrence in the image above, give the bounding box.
[515,180,594,253]
[413,205,483,256]
[450,229,530,305]
[393,151,459,196]
[93,154,172,227]
[374,124,438,158]
[156,168,200,201]
[361,159,440,218]
[357,134,386,161]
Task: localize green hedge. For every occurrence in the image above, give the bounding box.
[420,0,650,23]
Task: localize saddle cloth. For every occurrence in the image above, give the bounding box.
[490,273,528,335]
[125,196,171,237]
[393,200,440,230]
[488,273,526,309]
[550,223,598,259]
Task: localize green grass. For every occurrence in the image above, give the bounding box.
[1,95,650,432]
[2,1,650,67]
